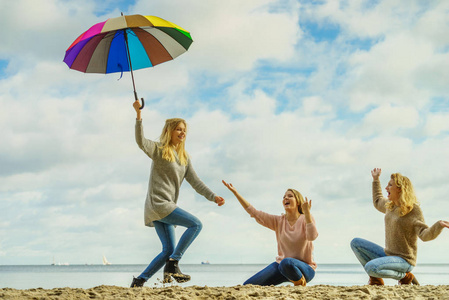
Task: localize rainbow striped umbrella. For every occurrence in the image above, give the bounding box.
[63,14,193,108]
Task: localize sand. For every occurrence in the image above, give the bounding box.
[1,285,448,300]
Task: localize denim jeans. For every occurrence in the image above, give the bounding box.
[244,258,315,286]
[350,237,413,280]
[138,207,203,280]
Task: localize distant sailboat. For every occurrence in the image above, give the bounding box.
[102,254,111,265]
[51,256,69,266]
[201,260,210,265]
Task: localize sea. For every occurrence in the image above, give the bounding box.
[0,264,448,290]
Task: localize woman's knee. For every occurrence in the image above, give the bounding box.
[279,258,310,282]
[364,261,379,276]
[191,218,203,231]
[350,237,363,251]
[278,258,301,277]
[278,258,295,271]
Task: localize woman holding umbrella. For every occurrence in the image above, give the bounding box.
[222,180,318,286]
[351,168,449,285]
[131,99,225,287]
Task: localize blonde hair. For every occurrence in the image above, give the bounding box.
[288,189,305,214]
[159,118,188,166]
[386,173,419,216]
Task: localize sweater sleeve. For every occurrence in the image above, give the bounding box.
[135,120,157,159]
[372,180,388,213]
[305,215,319,241]
[184,158,216,202]
[413,208,445,241]
[245,205,279,231]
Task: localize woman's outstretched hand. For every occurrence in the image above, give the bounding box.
[133,100,142,120]
[222,180,250,209]
[215,196,225,206]
[222,180,237,194]
[440,220,449,228]
[371,168,381,180]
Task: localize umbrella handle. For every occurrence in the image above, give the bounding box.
[134,91,144,110]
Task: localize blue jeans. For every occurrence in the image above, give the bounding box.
[350,238,413,280]
[138,207,203,280]
[244,258,315,286]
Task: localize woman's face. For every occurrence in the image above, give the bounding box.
[386,178,401,203]
[283,190,298,211]
[170,122,186,146]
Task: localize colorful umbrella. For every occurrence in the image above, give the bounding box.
[63,13,193,108]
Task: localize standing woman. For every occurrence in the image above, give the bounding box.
[222,180,318,286]
[351,168,449,285]
[131,99,225,287]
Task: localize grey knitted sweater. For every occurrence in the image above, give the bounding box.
[135,120,216,227]
[372,180,444,266]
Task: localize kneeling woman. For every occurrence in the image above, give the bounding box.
[351,168,449,285]
[222,180,318,286]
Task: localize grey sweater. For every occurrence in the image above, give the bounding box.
[372,180,444,266]
[135,120,216,227]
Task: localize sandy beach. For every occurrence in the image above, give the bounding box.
[1,284,448,300]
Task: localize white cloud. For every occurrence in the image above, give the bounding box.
[354,104,420,136]
[302,96,333,115]
[346,33,435,111]
[425,113,449,136]
[133,0,301,72]
[313,0,426,38]
[234,90,277,116]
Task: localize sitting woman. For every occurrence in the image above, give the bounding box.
[222,180,318,286]
[351,168,449,285]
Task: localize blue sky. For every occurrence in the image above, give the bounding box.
[0,0,448,272]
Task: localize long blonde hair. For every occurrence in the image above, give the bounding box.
[288,189,305,214]
[159,118,188,166]
[386,173,419,216]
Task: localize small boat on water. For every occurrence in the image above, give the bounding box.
[201,261,210,265]
[103,255,112,265]
[51,256,69,266]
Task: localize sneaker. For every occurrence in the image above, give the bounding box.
[130,276,145,287]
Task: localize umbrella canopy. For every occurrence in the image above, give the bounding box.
[64,14,193,74]
[63,14,193,107]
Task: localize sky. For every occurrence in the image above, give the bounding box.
[0,0,448,267]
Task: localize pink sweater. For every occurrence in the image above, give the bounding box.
[245,205,319,270]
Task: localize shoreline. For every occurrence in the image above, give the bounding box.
[1,284,448,300]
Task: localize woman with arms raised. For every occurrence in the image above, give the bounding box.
[130,99,225,287]
[351,168,449,285]
[222,180,318,286]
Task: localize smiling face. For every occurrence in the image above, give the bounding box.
[386,178,401,204]
[170,122,187,146]
[283,190,299,212]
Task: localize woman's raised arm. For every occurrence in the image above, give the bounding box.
[133,99,142,120]
[222,180,250,209]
